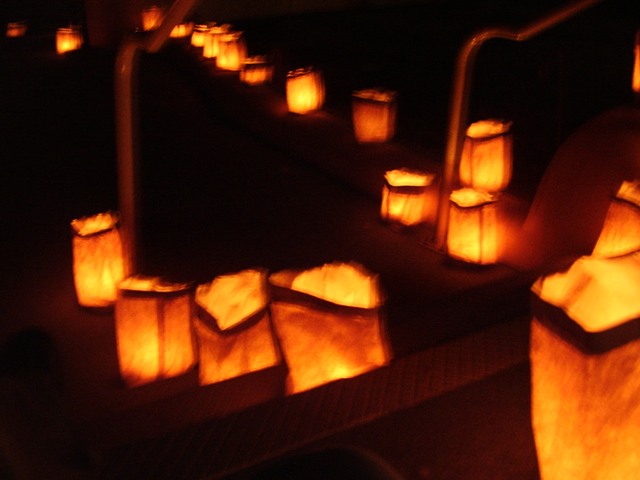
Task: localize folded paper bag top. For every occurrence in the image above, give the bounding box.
[196,269,268,331]
[194,269,280,387]
[286,261,382,309]
[533,252,640,333]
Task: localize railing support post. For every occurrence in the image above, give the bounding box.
[114,0,200,276]
[115,38,142,277]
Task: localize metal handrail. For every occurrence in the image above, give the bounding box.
[115,0,200,277]
[433,0,604,250]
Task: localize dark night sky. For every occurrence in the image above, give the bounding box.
[3,0,634,29]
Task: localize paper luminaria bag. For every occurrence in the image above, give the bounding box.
[194,269,281,386]
[115,276,197,387]
[240,56,274,86]
[216,31,247,71]
[269,262,390,394]
[381,168,436,227]
[6,21,27,37]
[352,88,398,144]
[530,253,640,480]
[141,5,165,31]
[286,67,325,114]
[447,188,500,265]
[71,211,125,308]
[459,119,513,193]
[170,22,194,38]
[202,24,229,59]
[190,24,209,47]
[56,26,83,55]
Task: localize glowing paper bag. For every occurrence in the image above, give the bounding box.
[195,269,281,386]
[352,88,397,143]
[381,168,436,228]
[447,188,499,265]
[286,67,325,114]
[116,277,197,387]
[269,262,391,394]
[71,211,124,308]
[459,119,513,193]
[530,252,640,480]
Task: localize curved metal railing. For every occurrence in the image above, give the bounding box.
[433,0,605,250]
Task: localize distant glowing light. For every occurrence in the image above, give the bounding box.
[286,67,325,114]
[6,21,27,38]
[56,26,83,55]
[352,88,398,143]
[170,22,193,38]
[141,6,164,31]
